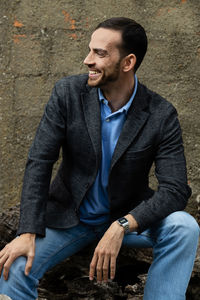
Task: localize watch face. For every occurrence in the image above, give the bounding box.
[118,217,128,225]
[117,217,129,234]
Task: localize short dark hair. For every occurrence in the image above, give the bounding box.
[96,17,147,72]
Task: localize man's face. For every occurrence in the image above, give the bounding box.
[84,28,123,88]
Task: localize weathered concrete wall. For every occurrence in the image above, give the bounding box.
[0,0,200,219]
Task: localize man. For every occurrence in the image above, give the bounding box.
[0,17,199,300]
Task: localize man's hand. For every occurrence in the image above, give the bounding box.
[89,214,138,283]
[0,233,36,280]
[89,221,124,283]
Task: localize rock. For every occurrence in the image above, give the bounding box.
[0,204,20,249]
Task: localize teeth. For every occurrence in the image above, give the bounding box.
[89,71,99,74]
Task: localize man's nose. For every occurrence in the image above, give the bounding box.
[84,52,94,66]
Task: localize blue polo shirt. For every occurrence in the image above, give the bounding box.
[79,75,138,225]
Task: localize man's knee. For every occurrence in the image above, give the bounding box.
[6,256,27,281]
[165,211,199,243]
[0,257,26,295]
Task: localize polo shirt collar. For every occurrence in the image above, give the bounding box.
[98,74,138,114]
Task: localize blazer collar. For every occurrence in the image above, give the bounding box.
[81,82,150,168]
[81,87,101,164]
[110,83,150,169]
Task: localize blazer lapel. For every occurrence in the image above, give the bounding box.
[81,87,101,163]
[110,84,150,170]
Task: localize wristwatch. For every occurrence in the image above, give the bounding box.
[117,217,130,234]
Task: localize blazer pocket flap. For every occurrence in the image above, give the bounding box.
[124,145,153,159]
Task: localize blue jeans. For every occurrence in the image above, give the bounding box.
[0,211,199,300]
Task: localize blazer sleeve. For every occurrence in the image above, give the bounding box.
[129,105,192,233]
[17,81,67,236]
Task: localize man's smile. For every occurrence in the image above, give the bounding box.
[88,70,102,79]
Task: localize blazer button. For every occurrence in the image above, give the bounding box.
[85,183,90,189]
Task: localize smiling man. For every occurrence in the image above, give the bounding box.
[0,17,199,300]
[85,29,123,88]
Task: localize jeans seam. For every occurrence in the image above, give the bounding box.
[31,230,92,277]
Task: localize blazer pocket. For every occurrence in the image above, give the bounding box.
[49,173,72,206]
[124,145,153,159]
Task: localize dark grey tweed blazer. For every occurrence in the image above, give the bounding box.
[17,74,191,236]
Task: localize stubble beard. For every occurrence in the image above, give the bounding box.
[87,60,121,88]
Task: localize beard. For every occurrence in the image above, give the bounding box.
[87,59,121,88]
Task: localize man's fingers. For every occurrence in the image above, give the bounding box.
[25,253,35,276]
[110,255,116,280]
[3,255,16,281]
[89,253,98,281]
[96,254,104,282]
[102,255,109,282]
[0,253,9,276]
[90,252,115,282]
[0,234,36,281]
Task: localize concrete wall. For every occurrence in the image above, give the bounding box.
[0,0,199,218]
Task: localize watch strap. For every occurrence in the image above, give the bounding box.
[117,217,130,234]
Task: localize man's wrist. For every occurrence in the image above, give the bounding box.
[116,214,138,233]
[125,214,138,232]
[20,233,36,239]
[117,217,130,234]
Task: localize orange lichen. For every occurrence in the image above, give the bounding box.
[70,19,76,30]
[69,33,77,40]
[62,10,70,22]
[62,10,76,30]
[13,34,26,44]
[14,19,24,27]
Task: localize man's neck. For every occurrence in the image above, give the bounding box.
[101,75,135,112]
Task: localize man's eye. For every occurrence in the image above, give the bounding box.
[97,51,107,57]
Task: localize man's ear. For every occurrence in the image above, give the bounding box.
[122,54,136,72]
